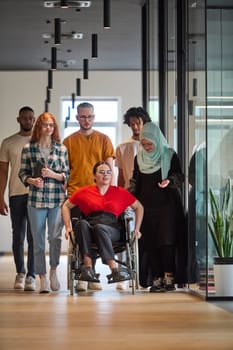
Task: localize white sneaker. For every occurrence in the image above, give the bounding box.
[116,281,128,291]
[76,280,88,292]
[24,276,36,291]
[50,270,60,291]
[14,273,25,289]
[88,282,102,290]
[40,275,50,293]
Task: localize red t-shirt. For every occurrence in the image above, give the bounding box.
[69,185,136,217]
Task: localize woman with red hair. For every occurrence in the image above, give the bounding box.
[19,112,69,293]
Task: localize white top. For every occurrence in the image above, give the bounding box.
[115,137,141,188]
[0,133,31,196]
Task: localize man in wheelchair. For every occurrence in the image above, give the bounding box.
[62,160,143,285]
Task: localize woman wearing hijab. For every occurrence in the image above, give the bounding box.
[129,122,187,292]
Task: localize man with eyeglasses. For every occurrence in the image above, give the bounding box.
[0,106,36,291]
[63,102,115,292]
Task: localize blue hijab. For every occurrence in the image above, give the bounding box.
[137,122,174,179]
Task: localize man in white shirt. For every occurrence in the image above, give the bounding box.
[116,107,151,188]
[0,106,36,291]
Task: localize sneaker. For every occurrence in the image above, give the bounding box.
[88,282,102,290]
[116,282,127,291]
[24,276,36,291]
[163,274,176,292]
[50,270,60,291]
[107,268,131,284]
[39,275,50,293]
[150,277,165,293]
[14,273,25,290]
[76,280,88,292]
[79,266,100,283]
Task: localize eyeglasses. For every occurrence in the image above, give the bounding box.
[42,123,55,128]
[78,115,95,120]
[98,170,112,175]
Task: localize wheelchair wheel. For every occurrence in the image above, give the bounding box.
[67,232,75,295]
[130,235,139,294]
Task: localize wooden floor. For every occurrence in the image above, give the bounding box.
[0,255,233,350]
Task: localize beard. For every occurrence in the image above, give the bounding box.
[21,125,33,132]
[80,125,92,131]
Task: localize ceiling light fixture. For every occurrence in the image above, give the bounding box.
[91,33,98,58]
[71,93,76,108]
[48,69,53,89]
[42,32,83,40]
[103,0,111,29]
[54,18,61,44]
[83,58,89,79]
[45,101,49,112]
[61,0,69,7]
[46,87,51,103]
[76,78,81,96]
[41,57,76,67]
[44,1,91,8]
[51,47,57,70]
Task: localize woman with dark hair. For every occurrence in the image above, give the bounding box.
[62,161,144,284]
[19,112,69,293]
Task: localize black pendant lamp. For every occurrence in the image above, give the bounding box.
[46,87,51,103]
[83,58,89,79]
[54,18,61,45]
[92,33,98,58]
[104,0,111,28]
[71,93,75,109]
[48,70,53,90]
[76,78,81,96]
[51,47,57,70]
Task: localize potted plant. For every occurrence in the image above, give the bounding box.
[208,178,233,296]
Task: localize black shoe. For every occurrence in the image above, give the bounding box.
[107,268,131,284]
[78,266,100,283]
[163,275,176,292]
[149,278,165,293]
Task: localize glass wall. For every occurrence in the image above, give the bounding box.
[187,0,208,296]
[146,0,233,299]
[206,2,233,299]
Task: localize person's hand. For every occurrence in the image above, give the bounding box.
[32,177,44,188]
[134,230,142,239]
[158,179,170,188]
[65,229,72,240]
[41,167,54,178]
[0,199,8,215]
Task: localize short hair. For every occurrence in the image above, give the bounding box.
[19,106,34,115]
[77,102,94,113]
[93,161,111,175]
[123,107,151,126]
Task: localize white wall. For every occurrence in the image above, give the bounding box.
[0,70,142,252]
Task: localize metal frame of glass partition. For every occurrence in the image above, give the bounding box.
[144,0,233,300]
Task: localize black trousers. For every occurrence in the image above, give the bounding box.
[75,219,121,264]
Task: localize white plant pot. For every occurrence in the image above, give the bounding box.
[213,257,233,296]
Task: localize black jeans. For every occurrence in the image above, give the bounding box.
[75,214,121,264]
[9,194,35,277]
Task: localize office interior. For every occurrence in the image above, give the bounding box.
[0,0,233,302]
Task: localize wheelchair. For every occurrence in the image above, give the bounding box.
[67,212,139,295]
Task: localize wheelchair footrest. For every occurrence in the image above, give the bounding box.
[107,268,131,284]
[76,266,100,283]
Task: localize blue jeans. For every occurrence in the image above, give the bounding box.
[9,194,35,277]
[27,205,63,275]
